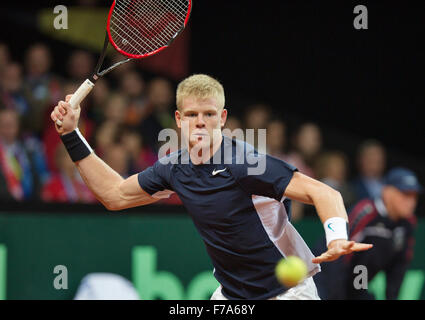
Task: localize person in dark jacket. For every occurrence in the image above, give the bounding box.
[314,167,421,299]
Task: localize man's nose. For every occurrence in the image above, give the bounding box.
[196,114,206,127]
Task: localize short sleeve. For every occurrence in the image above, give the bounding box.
[137,160,174,199]
[234,154,298,201]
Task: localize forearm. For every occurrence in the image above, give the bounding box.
[285,172,348,223]
[310,184,348,224]
[75,153,124,209]
[75,154,158,210]
[285,172,350,247]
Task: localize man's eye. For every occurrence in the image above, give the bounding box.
[207,113,215,117]
[187,113,196,117]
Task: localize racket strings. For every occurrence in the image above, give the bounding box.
[112,1,175,54]
[127,0,185,43]
[110,0,189,57]
[131,0,187,31]
[126,1,177,44]
[110,8,155,54]
[112,3,158,54]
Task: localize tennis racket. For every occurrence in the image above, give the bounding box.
[56,0,192,126]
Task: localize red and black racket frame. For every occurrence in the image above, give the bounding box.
[89,0,192,84]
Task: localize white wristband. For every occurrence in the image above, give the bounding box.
[324,217,348,246]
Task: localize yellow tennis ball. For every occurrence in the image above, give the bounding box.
[275,256,308,288]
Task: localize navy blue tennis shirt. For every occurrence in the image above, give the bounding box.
[138,136,320,299]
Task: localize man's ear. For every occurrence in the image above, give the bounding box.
[175,110,181,128]
[220,108,228,128]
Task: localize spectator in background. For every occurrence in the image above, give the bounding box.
[284,123,323,220]
[315,167,421,300]
[42,144,96,203]
[243,104,271,149]
[265,118,304,221]
[223,115,242,131]
[314,151,356,209]
[67,50,95,82]
[120,70,147,127]
[344,167,420,299]
[0,43,11,74]
[0,62,32,122]
[351,139,386,201]
[119,128,157,173]
[286,122,322,178]
[103,143,130,178]
[222,115,243,139]
[139,77,175,152]
[103,93,128,125]
[23,43,62,134]
[89,78,111,126]
[94,93,128,157]
[0,108,49,201]
[266,119,288,160]
[243,104,271,131]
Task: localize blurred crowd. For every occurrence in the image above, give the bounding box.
[0,42,394,215]
[0,41,178,204]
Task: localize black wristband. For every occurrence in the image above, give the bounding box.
[60,129,93,162]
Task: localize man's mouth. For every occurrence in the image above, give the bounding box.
[191,132,210,143]
[192,132,209,137]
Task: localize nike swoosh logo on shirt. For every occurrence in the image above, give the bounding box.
[212,168,227,176]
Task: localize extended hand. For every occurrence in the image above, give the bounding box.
[312,239,373,264]
[51,95,80,135]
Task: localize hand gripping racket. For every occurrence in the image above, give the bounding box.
[56,0,192,126]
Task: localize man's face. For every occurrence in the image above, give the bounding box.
[175,96,227,151]
[359,146,386,178]
[26,46,51,76]
[0,111,19,144]
[385,186,418,219]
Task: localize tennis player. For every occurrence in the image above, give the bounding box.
[51,74,372,300]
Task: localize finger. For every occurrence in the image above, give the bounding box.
[51,111,58,122]
[55,119,63,126]
[51,107,61,121]
[311,256,323,264]
[58,100,70,110]
[65,94,73,102]
[312,252,333,264]
[53,108,64,121]
[58,105,67,116]
[351,243,373,252]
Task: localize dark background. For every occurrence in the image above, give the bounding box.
[0,0,424,214]
[190,1,425,156]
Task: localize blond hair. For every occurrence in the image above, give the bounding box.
[176,74,225,110]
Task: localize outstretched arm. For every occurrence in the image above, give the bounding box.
[51,95,158,210]
[284,172,373,263]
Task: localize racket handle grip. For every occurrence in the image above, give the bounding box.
[69,79,95,109]
[56,79,95,127]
